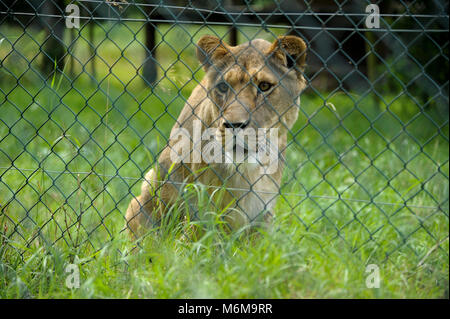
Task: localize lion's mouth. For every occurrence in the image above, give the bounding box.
[216,130,254,154]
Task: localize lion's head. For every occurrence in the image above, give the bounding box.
[196,35,307,156]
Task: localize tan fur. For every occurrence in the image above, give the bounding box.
[126,35,307,237]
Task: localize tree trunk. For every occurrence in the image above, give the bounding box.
[143,15,157,86]
[41,0,66,79]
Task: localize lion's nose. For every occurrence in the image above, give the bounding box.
[223,119,250,129]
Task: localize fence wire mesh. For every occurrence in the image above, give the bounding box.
[0,0,448,265]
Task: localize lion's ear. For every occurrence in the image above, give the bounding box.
[267,36,307,75]
[196,35,231,71]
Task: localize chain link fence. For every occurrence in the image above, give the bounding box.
[0,0,448,264]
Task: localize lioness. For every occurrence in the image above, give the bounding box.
[126,34,307,236]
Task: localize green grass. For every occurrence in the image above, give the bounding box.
[0,22,448,298]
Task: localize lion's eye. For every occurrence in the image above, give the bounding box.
[216,82,229,94]
[258,81,273,92]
